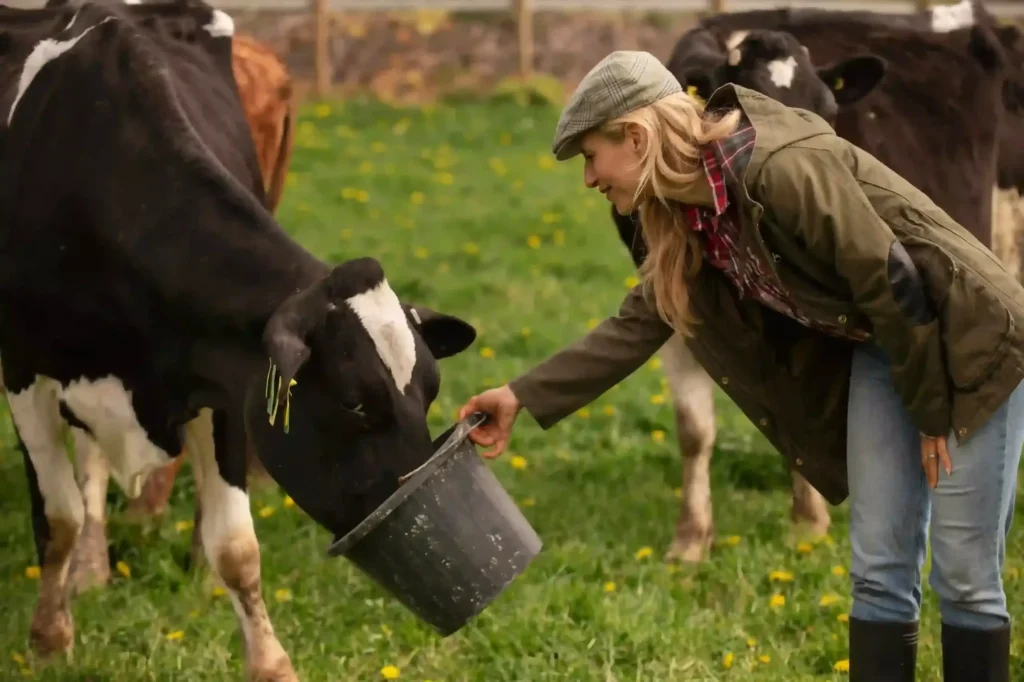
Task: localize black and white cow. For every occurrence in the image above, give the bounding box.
[0,2,475,678]
[614,22,1012,563]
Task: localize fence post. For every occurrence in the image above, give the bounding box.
[515,0,534,78]
[313,0,331,97]
[708,0,725,14]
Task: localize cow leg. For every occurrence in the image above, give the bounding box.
[660,334,717,563]
[68,428,110,595]
[186,408,297,682]
[789,471,831,538]
[9,379,82,657]
[124,456,183,520]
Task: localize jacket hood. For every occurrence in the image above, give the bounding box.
[705,83,836,181]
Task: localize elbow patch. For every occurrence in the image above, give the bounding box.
[888,241,935,325]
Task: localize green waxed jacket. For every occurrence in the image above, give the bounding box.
[508,83,1024,505]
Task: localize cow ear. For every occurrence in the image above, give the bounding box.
[404,305,476,359]
[263,286,328,409]
[816,55,886,107]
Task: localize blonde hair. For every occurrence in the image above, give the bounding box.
[597,92,741,337]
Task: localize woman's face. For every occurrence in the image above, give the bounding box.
[580,125,645,216]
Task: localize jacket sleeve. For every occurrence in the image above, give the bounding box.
[756,146,951,437]
[508,284,674,429]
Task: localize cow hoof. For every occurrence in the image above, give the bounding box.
[665,532,713,564]
[69,519,111,596]
[29,611,74,658]
[248,652,298,682]
[791,517,831,540]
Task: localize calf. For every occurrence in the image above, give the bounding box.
[615,23,1009,562]
[0,3,475,680]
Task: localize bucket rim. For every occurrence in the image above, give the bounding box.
[325,411,490,558]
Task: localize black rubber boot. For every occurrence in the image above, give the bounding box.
[941,621,1010,682]
[849,617,918,682]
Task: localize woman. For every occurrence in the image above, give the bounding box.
[458,50,1024,681]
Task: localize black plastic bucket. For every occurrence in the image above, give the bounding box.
[326,412,543,636]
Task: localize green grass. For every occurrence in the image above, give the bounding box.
[1,96,1022,681]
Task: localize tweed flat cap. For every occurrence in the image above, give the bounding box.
[551,50,682,161]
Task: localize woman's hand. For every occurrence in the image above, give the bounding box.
[458,384,522,459]
[920,433,952,488]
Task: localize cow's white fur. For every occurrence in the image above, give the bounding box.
[726,30,749,51]
[930,0,974,32]
[202,9,234,38]
[347,279,417,394]
[9,16,115,125]
[767,56,798,88]
[73,430,108,524]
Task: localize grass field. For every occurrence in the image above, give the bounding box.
[1,95,1023,682]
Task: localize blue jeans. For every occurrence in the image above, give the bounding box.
[847,343,1024,630]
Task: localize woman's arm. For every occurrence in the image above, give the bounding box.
[756,145,951,437]
[508,283,674,429]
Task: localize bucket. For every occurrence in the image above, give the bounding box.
[326,412,543,636]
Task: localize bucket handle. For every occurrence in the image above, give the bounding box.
[397,411,492,485]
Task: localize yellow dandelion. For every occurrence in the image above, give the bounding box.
[834,659,850,672]
[722,652,734,669]
[537,155,555,169]
[721,535,742,547]
[527,235,542,249]
[499,132,512,145]
[541,212,562,224]
[837,613,850,623]
[283,495,295,509]
[371,142,387,153]
[1010,567,1020,580]
[553,229,566,245]
[603,405,616,416]
[24,566,40,580]
[335,124,354,138]
[19,667,31,678]
[355,190,369,203]
[175,520,193,533]
[313,103,331,118]
[434,172,454,185]
[436,262,450,274]
[116,561,130,578]
[462,242,480,255]
[429,403,442,417]
[285,171,298,187]
[381,665,400,680]
[650,394,666,405]
[651,430,666,443]
[510,455,527,470]
[380,624,392,637]
[11,652,25,664]
[556,449,572,461]
[340,187,357,199]
[769,570,794,583]
[797,542,813,554]
[648,357,662,370]
[259,506,275,518]
[819,593,842,607]
[603,581,617,593]
[624,275,639,288]
[521,497,536,507]
[274,588,292,603]
[488,157,508,176]
[512,179,525,191]
[414,247,429,259]
[166,630,185,641]
[480,347,494,359]
[392,118,410,136]
[340,228,353,240]
[577,408,591,419]
[769,593,786,608]
[188,609,200,618]
[673,487,682,499]
[212,586,226,597]
[635,546,654,560]
[359,161,374,174]
[586,318,600,329]
[521,327,532,337]
[832,565,847,577]
[746,637,757,648]
[409,191,425,205]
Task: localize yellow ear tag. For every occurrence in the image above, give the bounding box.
[283,379,297,434]
[834,77,845,91]
[266,361,278,417]
[686,85,706,106]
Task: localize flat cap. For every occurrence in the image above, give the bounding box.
[551,50,682,161]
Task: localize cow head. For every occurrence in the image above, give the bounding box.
[244,257,476,541]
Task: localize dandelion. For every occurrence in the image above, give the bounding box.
[577,408,591,419]
[651,430,666,443]
[556,450,572,461]
[834,659,850,672]
[499,132,512,145]
[722,652,734,669]
[521,497,536,507]
[429,403,442,417]
[521,327,532,337]
[603,581,617,593]
[541,212,562,224]
[274,588,292,603]
[527,235,542,249]
[721,535,742,547]
[409,191,425,205]
[188,609,200,618]
[651,394,666,405]
[283,495,295,509]
[586,318,600,329]
[259,506,275,518]
[488,158,508,176]
[624,275,639,288]
[832,565,847,577]
[381,665,401,679]
[538,155,554,169]
[603,405,616,416]
[1010,567,1020,580]
[340,228,353,240]
[371,142,387,153]
[553,229,566,245]
[759,655,771,664]
[313,104,331,118]
[769,570,794,583]
[837,613,850,623]
[359,161,373,174]
[673,487,682,498]
[414,247,429,259]
[355,190,369,203]
[635,546,654,560]
[392,118,410,136]
[797,542,813,554]
[746,637,757,648]
[116,561,131,578]
[462,242,480,255]
[434,172,454,185]
[480,347,494,359]
[769,593,786,608]
[819,593,842,607]
[11,653,25,664]
[512,179,525,191]
[166,630,185,641]
[24,566,40,580]
[510,456,527,470]
[175,520,193,533]
[212,586,226,597]
[648,357,662,370]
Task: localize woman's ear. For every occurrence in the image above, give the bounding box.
[625,122,647,154]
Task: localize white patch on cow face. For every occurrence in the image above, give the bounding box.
[726,30,749,51]
[767,56,798,89]
[9,16,115,126]
[203,10,234,37]
[346,279,417,394]
[122,0,141,4]
[61,375,172,498]
[931,0,974,32]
